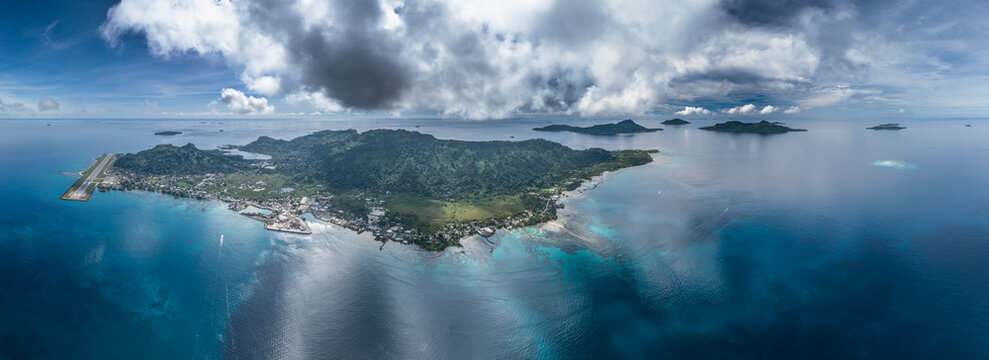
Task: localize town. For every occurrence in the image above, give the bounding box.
[99,168,566,250]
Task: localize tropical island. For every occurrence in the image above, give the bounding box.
[699,120,806,134]
[533,119,662,135]
[100,129,655,251]
[661,118,691,125]
[154,131,183,136]
[867,123,906,130]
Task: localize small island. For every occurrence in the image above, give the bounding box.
[867,123,906,130]
[699,121,806,134]
[533,119,662,135]
[154,131,183,136]
[99,129,656,251]
[661,118,691,125]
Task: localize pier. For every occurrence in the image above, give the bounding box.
[60,153,116,201]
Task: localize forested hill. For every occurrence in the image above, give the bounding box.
[118,129,655,200]
[310,130,654,199]
[114,143,250,175]
[533,119,662,135]
[238,129,359,161]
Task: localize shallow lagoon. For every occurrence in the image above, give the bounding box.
[1,118,988,358]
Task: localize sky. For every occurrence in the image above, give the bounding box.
[2,0,989,119]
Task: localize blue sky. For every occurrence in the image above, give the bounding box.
[2,0,989,119]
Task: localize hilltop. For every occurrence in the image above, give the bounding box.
[114,143,250,175]
[533,119,662,135]
[700,121,806,134]
[661,118,691,125]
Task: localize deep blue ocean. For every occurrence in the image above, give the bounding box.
[1,118,987,359]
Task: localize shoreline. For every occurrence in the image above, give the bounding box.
[102,150,657,251]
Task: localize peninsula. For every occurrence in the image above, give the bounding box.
[867,123,906,130]
[661,118,691,125]
[700,120,806,134]
[154,131,183,136]
[100,129,655,251]
[533,119,662,135]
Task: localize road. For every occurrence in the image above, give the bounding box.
[63,153,115,201]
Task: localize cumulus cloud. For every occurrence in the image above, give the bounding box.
[783,106,802,114]
[219,88,274,114]
[724,104,758,115]
[38,98,60,111]
[759,105,777,114]
[675,106,713,116]
[100,0,920,118]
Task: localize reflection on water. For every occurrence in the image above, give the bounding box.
[1,118,988,358]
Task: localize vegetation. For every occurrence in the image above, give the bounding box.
[112,129,656,249]
[699,120,807,134]
[867,123,906,130]
[114,143,251,175]
[238,129,358,161]
[532,119,662,135]
[661,118,691,125]
[383,193,534,231]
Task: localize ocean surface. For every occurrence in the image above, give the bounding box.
[1,117,987,359]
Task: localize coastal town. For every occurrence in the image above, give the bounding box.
[97,167,567,250]
[79,128,654,251]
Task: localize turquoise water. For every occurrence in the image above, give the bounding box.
[1,118,988,358]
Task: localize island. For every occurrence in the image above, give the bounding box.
[661,118,691,125]
[533,119,662,135]
[699,120,806,134]
[867,123,906,130]
[154,131,183,136]
[100,129,655,251]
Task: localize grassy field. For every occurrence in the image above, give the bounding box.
[384,194,529,227]
[220,173,320,200]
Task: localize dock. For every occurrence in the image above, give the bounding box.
[60,153,117,202]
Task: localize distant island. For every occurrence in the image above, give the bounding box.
[154,131,182,136]
[867,123,906,130]
[533,119,662,135]
[661,118,691,125]
[102,129,655,251]
[700,121,806,134]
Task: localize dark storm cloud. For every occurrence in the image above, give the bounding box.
[292,26,411,110]
[241,0,412,109]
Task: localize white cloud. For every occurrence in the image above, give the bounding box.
[674,106,712,116]
[724,104,757,115]
[759,105,777,115]
[109,0,982,117]
[219,88,274,114]
[783,106,802,114]
[100,0,848,118]
[38,98,60,111]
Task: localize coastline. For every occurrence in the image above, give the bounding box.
[100,147,658,251]
[109,164,633,250]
